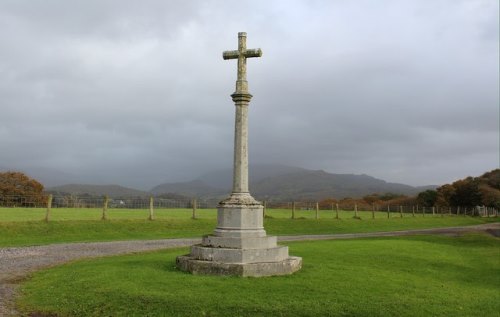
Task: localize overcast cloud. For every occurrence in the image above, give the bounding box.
[0,0,498,189]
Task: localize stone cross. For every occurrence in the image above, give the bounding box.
[223,32,262,94]
[176,32,302,277]
[222,32,262,196]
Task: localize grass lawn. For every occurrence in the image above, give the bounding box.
[0,209,498,247]
[0,207,473,222]
[17,234,500,317]
[0,206,498,247]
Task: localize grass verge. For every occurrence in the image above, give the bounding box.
[17,234,500,317]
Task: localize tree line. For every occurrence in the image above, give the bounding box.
[1,169,499,209]
[316,169,499,210]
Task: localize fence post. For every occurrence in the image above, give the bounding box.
[263,201,267,218]
[192,199,197,219]
[102,195,109,220]
[44,194,52,222]
[354,204,358,218]
[315,202,319,220]
[412,205,415,217]
[387,205,390,218]
[372,204,375,219]
[456,206,460,215]
[400,205,403,218]
[336,203,339,219]
[432,206,435,216]
[292,201,296,219]
[149,196,154,220]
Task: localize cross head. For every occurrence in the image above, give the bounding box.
[223,32,262,93]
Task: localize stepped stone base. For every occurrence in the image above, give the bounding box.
[176,194,302,277]
[176,255,302,277]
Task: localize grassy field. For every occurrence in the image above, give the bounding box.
[0,207,469,222]
[0,207,498,247]
[17,233,500,317]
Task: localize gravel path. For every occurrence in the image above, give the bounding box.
[1,223,498,316]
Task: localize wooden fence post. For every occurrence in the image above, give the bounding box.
[315,202,319,220]
[192,199,197,219]
[372,204,375,219]
[432,206,435,216]
[400,205,403,218]
[292,201,296,219]
[412,205,415,217]
[102,195,109,220]
[336,203,339,219]
[149,196,154,220]
[387,205,390,218]
[354,204,358,218]
[45,194,52,222]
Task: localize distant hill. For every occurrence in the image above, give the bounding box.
[252,169,434,201]
[151,164,436,201]
[197,164,308,189]
[150,180,226,198]
[47,184,149,198]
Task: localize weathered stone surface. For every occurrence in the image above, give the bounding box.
[213,204,266,238]
[176,256,302,277]
[202,235,277,249]
[190,245,289,263]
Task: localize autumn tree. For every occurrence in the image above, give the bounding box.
[416,190,438,207]
[0,171,45,206]
[455,178,482,206]
[435,170,500,208]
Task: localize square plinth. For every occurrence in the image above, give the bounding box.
[214,203,266,238]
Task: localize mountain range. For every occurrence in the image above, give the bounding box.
[152,165,434,201]
[41,164,435,200]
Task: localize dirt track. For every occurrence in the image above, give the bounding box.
[1,223,498,316]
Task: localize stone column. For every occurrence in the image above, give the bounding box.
[231,93,251,194]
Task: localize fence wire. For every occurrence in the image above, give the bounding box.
[0,195,497,217]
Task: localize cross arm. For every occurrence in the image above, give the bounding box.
[244,48,262,58]
[223,50,239,60]
[223,48,263,60]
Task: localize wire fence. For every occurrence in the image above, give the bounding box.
[0,195,498,218]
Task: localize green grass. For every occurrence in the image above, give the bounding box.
[0,208,216,222]
[0,207,469,222]
[0,207,498,247]
[17,234,500,317]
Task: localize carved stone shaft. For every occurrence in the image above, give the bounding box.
[222,32,262,195]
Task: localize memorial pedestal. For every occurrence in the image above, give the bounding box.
[176,194,302,277]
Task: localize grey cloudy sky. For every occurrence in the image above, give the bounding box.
[0,0,498,189]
